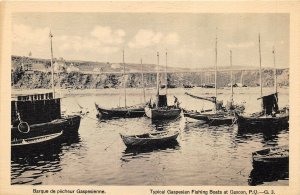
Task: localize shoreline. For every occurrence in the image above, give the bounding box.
[11,86,289,97]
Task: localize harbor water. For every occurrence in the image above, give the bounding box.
[11,87,289,186]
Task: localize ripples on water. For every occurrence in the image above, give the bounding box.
[11,88,289,186]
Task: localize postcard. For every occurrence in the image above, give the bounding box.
[1,1,300,195]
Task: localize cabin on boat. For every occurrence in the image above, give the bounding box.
[258,93,279,116]
[11,92,61,126]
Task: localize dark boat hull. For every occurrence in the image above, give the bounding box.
[95,104,145,119]
[252,146,289,169]
[183,110,208,121]
[183,109,234,126]
[235,112,289,130]
[62,115,81,134]
[11,115,81,147]
[120,131,179,148]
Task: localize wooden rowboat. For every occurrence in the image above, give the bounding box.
[95,103,145,119]
[12,131,63,147]
[120,131,179,148]
[252,145,289,169]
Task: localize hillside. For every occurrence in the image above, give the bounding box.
[11,55,289,89]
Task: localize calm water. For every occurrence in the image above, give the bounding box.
[11,87,289,186]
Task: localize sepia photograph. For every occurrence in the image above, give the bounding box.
[1,2,300,195]
[10,12,289,186]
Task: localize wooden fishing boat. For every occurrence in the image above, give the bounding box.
[11,93,82,148]
[95,104,145,119]
[252,145,289,169]
[234,109,289,130]
[11,33,81,148]
[183,109,210,121]
[145,105,181,120]
[183,40,244,126]
[95,50,146,119]
[120,130,179,148]
[235,37,289,130]
[12,131,63,147]
[145,52,181,120]
[183,109,234,126]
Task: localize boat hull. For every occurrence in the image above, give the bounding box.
[11,131,63,148]
[145,107,181,120]
[120,131,179,148]
[252,146,289,169]
[11,115,81,147]
[235,112,289,131]
[183,109,234,126]
[95,104,145,119]
[62,115,81,134]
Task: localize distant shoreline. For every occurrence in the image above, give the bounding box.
[11,86,289,97]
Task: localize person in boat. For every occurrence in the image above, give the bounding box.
[215,100,224,111]
[148,98,156,108]
[174,96,180,108]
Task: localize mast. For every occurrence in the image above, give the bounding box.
[230,50,233,103]
[165,49,168,95]
[141,58,146,103]
[156,52,160,107]
[123,49,127,108]
[258,33,263,99]
[273,46,277,94]
[240,71,244,86]
[214,31,218,110]
[49,31,55,98]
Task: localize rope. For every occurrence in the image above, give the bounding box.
[104,136,121,151]
[231,117,238,127]
[15,101,30,133]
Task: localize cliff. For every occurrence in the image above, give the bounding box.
[11,55,289,89]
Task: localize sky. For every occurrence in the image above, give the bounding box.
[12,13,289,69]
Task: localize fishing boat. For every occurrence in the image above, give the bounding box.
[144,51,181,120]
[252,145,289,169]
[184,38,243,125]
[120,130,179,148]
[11,32,81,148]
[234,99,289,130]
[95,50,145,119]
[95,104,145,119]
[234,36,289,130]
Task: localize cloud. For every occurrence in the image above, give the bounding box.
[227,41,255,49]
[90,25,125,45]
[13,24,50,48]
[164,33,179,45]
[128,29,179,49]
[12,24,124,58]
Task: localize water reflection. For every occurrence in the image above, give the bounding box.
[121,141,180,163]
[237,124,289,135]
[248,165,289,186]
[236,126,288,146]
[11,133,82,185]
[151,117,182,131]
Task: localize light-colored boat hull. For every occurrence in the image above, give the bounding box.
[144,107,181,120]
